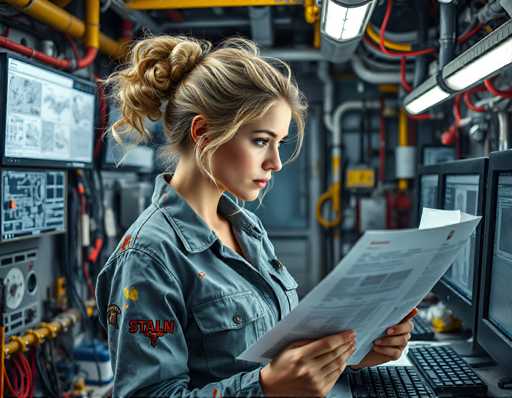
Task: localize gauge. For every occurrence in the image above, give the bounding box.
[4,267,25,309]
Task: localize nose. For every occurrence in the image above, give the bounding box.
[263,145,282,172]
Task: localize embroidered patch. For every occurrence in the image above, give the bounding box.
[120,234,132,251]
[123,287,139,302]
[197,271,206,280]
[128,319,176,347]
[106,304,121,329]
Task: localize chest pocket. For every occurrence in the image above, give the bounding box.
[269,260,300,314]
[191,291,265,376]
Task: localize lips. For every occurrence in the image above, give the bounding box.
[254,179,269,188]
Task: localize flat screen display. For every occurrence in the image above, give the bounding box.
[442,174,479,299]
[3,56,95,168]
[489,173,512,339]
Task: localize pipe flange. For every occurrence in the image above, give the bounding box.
[39,322,59,339]
[8,335,28,353]
[25,329,46,346]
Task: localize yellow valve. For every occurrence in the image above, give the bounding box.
[7,336,28,353]
[316,182,342,228]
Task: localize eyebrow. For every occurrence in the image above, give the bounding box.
[252,129,289,140]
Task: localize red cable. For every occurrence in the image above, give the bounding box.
[484,78,512,98]
[378,0,436,57]
[13,356,25,398]
[3,367,17,397]
[0,35,97,70]
[457,23,483,44]
[400,56,412,92]
[463,91,486,112]
[408,113,433,120]
[19,353,32,398]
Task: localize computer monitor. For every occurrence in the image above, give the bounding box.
[415,164,442,225]
[434,157,488,335]
[101,102,155,173]
[0,53,96,168]
[478,150,512,372]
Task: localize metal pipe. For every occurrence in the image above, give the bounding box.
[161,16,291,31]
[261,48,322,61]
[438,0,457,68]
[413,0,429,87]
[316,61,334,133]
[126,0,303,9]
[498,111,510,151]
[351,55,414,84]
[5,0,123,58]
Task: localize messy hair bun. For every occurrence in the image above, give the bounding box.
[107,35,307,182]
[107,36,210,142]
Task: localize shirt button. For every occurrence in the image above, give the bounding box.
[233,315,242,325]
[271,258,284,271]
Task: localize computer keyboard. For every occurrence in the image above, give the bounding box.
[411,317,435,341]
[408,346,488,397]
[350,366,435,398]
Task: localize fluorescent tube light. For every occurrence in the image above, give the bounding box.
[320,0,377,62]
[322,0,374,41]
[404,75,451,115]
[443,19,512,91]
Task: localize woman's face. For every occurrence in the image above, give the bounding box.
[212,99,292,201]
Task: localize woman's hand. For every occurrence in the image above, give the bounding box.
[353,308,417,369]
[260,330,357,397]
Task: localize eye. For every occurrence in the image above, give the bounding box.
[253,138,269,147]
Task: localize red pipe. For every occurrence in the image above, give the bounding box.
[484,78,512,99]
[0,35,97,70]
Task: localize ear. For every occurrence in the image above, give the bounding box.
[190,115,208,146]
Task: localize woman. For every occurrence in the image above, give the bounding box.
[96,36,414,397]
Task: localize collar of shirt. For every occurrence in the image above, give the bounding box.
[151,173,263,253]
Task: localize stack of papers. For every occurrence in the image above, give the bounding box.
[239,208,481,365]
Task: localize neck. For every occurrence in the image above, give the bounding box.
[169,156,225,230]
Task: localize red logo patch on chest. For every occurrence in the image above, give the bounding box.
[128,319,176,347]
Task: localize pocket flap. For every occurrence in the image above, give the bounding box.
[192,291,262,334]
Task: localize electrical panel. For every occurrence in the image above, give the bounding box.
[0,248,41,336]
[1,169,67,242]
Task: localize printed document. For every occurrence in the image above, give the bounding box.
[239,208,481,365]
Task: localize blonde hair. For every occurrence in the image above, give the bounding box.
[106,35,307,189]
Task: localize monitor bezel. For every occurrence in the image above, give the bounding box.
[433,157,488,337]
[0,167,68,243]
[0,52,96,169]
[478,150,512,372]
[415,164,443,226]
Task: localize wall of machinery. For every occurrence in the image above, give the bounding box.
[0,0,510,396]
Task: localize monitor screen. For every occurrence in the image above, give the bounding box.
[442,174,480,299]
[2,55,95,168]
[420,174,439,210]
[488,173,512,340]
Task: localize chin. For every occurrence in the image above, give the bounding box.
[228,188,260,202]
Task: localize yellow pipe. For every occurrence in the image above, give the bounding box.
[5,0,123,58]
[85,0,100,49]
[127,0,303,9]
[399,108,408,191]
[4,309,80,357]
[366,25,412,52]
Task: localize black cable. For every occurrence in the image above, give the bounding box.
[35,346,58,398]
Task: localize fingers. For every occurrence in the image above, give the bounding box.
[385,320,414,336]
[401,308,419,323]
[372,345,403,360]
[314,341,356,369]
[374,333,411,348]
[299,330,356,359]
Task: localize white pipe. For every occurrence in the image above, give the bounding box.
[352,55,414,84]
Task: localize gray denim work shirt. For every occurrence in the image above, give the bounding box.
[96,173,300,397]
